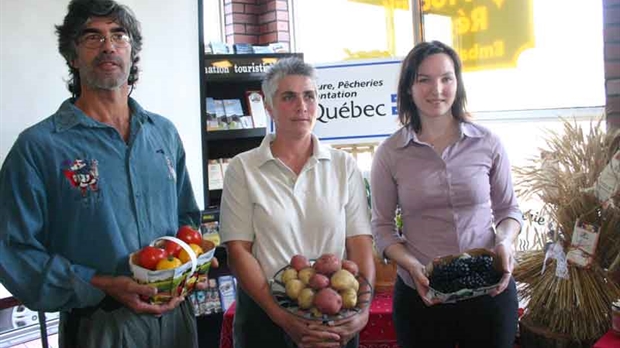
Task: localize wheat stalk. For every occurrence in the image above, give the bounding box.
[513,119,620,342]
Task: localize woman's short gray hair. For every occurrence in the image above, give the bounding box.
[262,57,317,108]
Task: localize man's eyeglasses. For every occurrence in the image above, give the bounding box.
[78,33,131,49]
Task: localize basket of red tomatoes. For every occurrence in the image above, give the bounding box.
[129,225,216,304]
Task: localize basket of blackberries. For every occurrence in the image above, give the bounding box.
[425,248,503,303]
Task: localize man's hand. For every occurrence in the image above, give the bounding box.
[91,275,184,315]
[490,243,514,297]
[194,256,219,291]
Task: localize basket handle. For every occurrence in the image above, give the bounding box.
[152,236,198,275]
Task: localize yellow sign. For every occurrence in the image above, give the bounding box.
[423,0,534,71]
[348,0,409,10]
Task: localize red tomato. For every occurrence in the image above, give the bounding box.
[137,246,167,270]
[176,225,202,245]
[164,240,183,257]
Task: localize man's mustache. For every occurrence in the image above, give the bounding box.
[93,54,124,67]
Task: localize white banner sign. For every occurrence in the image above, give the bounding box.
[313,59,403,141]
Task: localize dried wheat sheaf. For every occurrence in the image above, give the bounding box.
[513,118,620,342]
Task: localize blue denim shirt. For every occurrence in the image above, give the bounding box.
[0,98,199,311]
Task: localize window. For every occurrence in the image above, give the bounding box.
[292,0,416,63]
[422,0,605,112]
[419,0,606,170]
[203,0,224,45]
[332,143,377,177]
[0,285,59,347]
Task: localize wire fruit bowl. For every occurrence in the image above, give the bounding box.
[269,263,373,324]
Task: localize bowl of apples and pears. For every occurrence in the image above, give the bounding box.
[270,254,373,323]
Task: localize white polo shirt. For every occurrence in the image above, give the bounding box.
[220,133,372,279]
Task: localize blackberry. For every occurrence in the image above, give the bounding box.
[429,254,501,293]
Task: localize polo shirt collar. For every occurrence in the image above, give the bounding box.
[313,134,331,160]
[256,133,331,167]
[53,97,152,132]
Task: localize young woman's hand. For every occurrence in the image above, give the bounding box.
[408,262,441,306]
[490,243,514,297]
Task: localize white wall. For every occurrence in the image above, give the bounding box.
[0,0,205,209]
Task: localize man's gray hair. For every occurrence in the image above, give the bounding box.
[55,0,143,98]
[262,57,317,108]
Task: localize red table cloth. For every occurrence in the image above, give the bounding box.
[219,291,399,348]
[593,330,620,348]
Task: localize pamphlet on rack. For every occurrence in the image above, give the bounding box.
[223,99,244,129]
[201,208,221,246]
[233,43,254,54]
[209,41,231,54]
[246,91,268,128]
[214,99,227,130]
[190,279,222,316]
[218,275,237,311]
[201,221,220,247]
[269,42,289,53]
[252,45,274,54]
[206,97,219,131]
[208,159,224,190]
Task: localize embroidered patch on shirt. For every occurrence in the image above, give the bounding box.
[62,158,100,196]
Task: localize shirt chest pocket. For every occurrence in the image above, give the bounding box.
[140,152,177,196]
